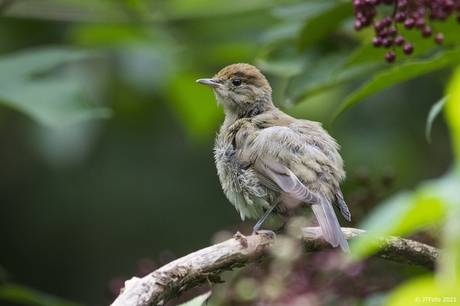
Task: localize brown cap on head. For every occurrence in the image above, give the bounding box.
[215,63,271,90]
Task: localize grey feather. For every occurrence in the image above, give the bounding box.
[259,159,321,205]
[311,194,350,253]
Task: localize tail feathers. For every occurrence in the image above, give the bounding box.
[335,188,351,221]
[310,194,350,253]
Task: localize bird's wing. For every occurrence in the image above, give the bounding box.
[239,126,349,252]
[254,158,321,205]
[243,126,332,188]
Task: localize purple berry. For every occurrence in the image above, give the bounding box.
[382,16,392,26]
[395,12,406,22]
[374,21,385,31]
[444,0,454,10]
[415,18,426,28]
[352,0,456,54]
[379,28,388,37]
[361,17,371,26]
[372,36,383,47]
[382,38,393,47]
[394,35,405,45]
[422,26,433,37]
[397,0,407,9]
[387,27,397,36]
[404,18,415,29]
[435,32,444,44]
[403,43,414,54]
[385,51,396,62]
[412,8,425,19]
[353,0,365,8]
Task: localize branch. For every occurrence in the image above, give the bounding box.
[111,227,440,306]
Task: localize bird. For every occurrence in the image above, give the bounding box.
[196,63,351,252]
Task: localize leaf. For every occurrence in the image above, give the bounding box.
[0,284,82,306]
[352,170,457,257]
[386,275,460,306]
[271,1,337,21]
[0,47,112,128]
[426,96,448,143]
[163,0,278,19]
[168,72,223,142]
[69,23,149,47]
[0,46,91,82]
[334,47,460,119]
[445,65,460,166]
[0,79,112,128]
[351,191,414,257]
[298,1,353,51]
[281,50,381,104]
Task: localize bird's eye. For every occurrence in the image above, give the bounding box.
[232,79,242,86]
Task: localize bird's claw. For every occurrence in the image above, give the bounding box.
[252,229,276,239]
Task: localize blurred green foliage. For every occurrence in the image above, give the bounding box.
[0,0,459,305]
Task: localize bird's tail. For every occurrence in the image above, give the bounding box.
[310,194,350,253]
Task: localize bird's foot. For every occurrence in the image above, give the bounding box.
[252,229,276,239]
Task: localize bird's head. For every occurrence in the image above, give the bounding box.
[197,63,274,118]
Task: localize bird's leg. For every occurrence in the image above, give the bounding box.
[252,201,278,235]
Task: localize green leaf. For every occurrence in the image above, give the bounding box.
[0,79,112,128]
[386,275,460,306]
[0,46,91,82]
[279,50,381,104]
[426,96,448,143]
[163,0,278,19]
[298,1,353,51]
[352,170,458,257]
[69,24,149,47]
[271,1,338,21]
[445,65,460,167]
[0,47,112,128]
[334,47,460,119]
[168,72,223,142]
[0,284,82,306]
[351,191,414,257]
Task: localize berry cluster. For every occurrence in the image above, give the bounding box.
[353,0,460,62]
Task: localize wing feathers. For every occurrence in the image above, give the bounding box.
[259,159,321,205]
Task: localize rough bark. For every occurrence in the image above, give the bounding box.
[111,227,440,306]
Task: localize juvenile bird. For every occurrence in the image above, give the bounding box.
[197,63,351,252]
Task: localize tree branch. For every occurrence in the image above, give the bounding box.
[111,227,440,306]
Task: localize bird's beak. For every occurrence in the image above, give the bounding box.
[196,78,222,89]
